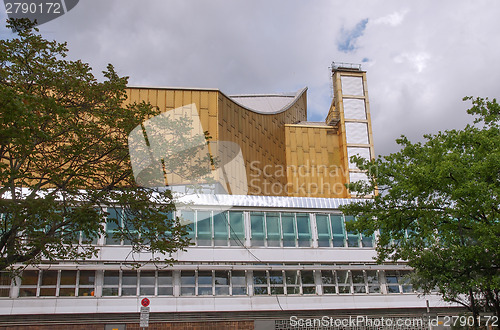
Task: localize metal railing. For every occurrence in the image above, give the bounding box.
[331,62,362,71]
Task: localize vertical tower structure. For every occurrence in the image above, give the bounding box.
[330,62,376,194]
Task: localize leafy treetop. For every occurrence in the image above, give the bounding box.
[341,96,500,321]
[0,19,192,271]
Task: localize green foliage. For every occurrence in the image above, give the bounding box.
[0,19,190,270]
[341,97,500,319]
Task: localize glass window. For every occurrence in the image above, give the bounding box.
[122,211,139,246]
[176,210,246,247]
[385,271,400,293]
[366,270,380,293]
[361,232,374,247]
[19,270,96,298]
[121,271,137,296]
[180,270,195,296]
[351,270,366,293]
[269,270,284,294]
[197,211,212,246]
[316,215,331,247]
[336,270,351,294]
[321,270,336,294]
[253,270,268,295]
[198,270,213,295]
[60,270,76,286]
[106,208,122,245]
[383,270,412,294]
[78,270,95,297]
[0,272,11,297]
[285,270,300,295]
[214,270,230,295]
[281,213,296,247]
[266,213,281,247]
[296,214,311,247]
[162,211,174,239]
[180,210,195,242]
[59,270,77,296]
[39,270,58,296]
[331,215,346,247]
[19,270,39,297]
[19,270,94,298]
[301,270,316,295]
[231,271,247,295]
[102,270,119,296]
[157,270,173,296]
[344,216,359,247]
[399,271,413,293]
[140,271,156,296]
[229,211,245,247]
[251,213,265,246]
[213,212,228,246]
[316,214,365,248]
[250,212,312,247]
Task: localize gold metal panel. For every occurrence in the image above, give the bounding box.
[284,125,346,198]
[122,82,370,199]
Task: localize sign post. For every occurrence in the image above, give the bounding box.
[140,298,150,328]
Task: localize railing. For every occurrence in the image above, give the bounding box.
[331,62,362,71]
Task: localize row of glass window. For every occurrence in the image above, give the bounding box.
[7,270,95,297]
[180,210,245,247]
[253,270,316,295]
[2,209,376,249]
[249,212,312,247]
[97,209,374,248]
[0,269,414,298]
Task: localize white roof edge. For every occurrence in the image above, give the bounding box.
[175,194,368,209]
[228,92,296,98]
[226,87,308,115]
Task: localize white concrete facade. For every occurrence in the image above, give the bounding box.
[0,195,457,318]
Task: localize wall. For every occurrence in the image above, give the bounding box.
[217,91,307,196]
[285,124,347,198]
[125,87,307,197]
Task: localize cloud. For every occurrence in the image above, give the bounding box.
[394,52,431,73]
[373,10,408,26]
[337,18,369,53]
[3,0,499,159]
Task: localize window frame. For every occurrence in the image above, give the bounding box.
[179,210,245,247]
[19,269,96,298]
[249,212,312,248]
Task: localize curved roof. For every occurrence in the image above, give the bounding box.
[228,87,307,114]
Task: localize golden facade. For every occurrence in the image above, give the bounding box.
[124,64,374,198]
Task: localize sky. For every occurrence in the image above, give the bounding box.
[2,0,500,157]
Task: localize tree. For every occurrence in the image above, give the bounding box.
[340,97,500,325]
[0,19,193,271]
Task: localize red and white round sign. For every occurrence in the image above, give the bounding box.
[141,297,150,307]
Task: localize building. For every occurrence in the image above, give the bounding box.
[0,64,460,329]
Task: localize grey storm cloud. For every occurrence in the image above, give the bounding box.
[2,0,500,157]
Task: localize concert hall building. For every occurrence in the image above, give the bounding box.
[0,64,458,329]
